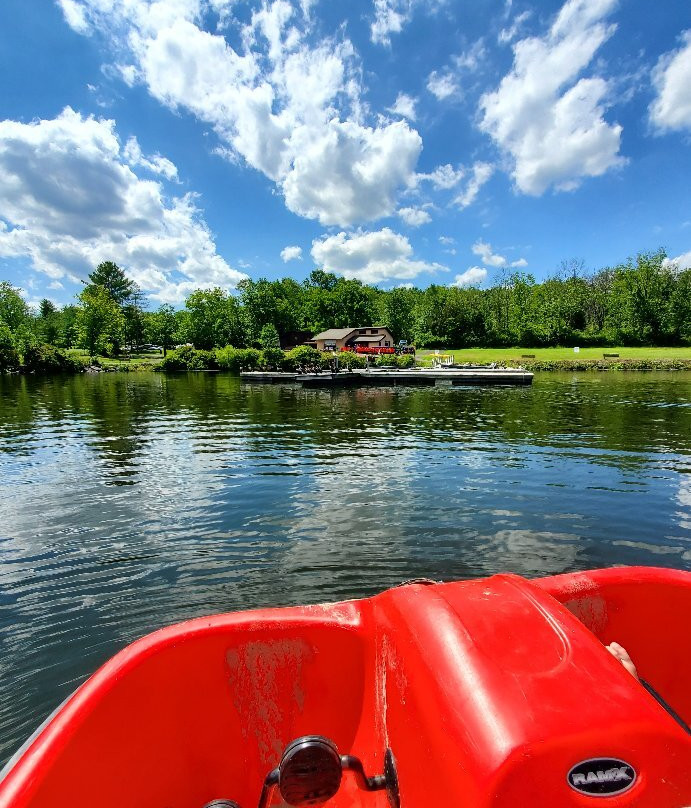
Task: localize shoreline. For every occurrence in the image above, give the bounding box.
[4,357,691,376]
[503,358,691,371]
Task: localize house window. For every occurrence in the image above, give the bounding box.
[385,341,390,347]
[371,329,378,334]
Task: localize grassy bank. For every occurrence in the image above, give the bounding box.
[66,349,164,371]
[10,345,691,375]
[417,346,691,371]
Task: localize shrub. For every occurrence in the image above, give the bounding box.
[284,345,325,372]
[215,346,261,372]
[415,331,445,349]
[259,323,281,350]
[160,345,217,371]
[0,320,20,372]
[215,345,239,371]
[336,351,367,370]
[259,347,285,370]
[504,358,691,372]
[372,354,415,368]
[0,344,20,371]
[22,344,86,374]
[569,330,610,348]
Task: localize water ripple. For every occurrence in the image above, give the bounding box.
[0,371,690,763]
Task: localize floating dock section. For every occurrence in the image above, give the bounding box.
[241,367,533,387]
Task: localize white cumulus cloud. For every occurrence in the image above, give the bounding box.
[499,10,532,44]
[371,0,412,46]
[60,0,423,228]
[398,206,431,227]
[283,119,421,226]
[124,136,178,180]
[451,266,487,287]
[370,0,445,46]
[416,163,465,190]
[388,92,417,121]
[311,228,446,284]
[415,161,492,208]
[469,241,527,269]
[57,0,89,32]
[427,70,459,100]
[650,30,691,133]
[453,162,494,208]
[472,240,506,267]
[280,245,303,261]
[663,250,691,271]
[0,107,245,303]
[453,40,487,73]
[479,0,625,195]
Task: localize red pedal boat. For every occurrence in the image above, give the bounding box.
[1,566,690,807]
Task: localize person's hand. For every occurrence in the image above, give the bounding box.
[606,642,639,680]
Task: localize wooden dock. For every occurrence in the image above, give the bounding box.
[241,368,533,387]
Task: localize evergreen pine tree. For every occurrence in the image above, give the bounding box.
[86,262,135,305]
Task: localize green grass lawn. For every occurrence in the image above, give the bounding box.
[67,349,164,367]
[417,346,691,364]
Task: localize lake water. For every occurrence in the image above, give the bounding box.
[1,371,690,763]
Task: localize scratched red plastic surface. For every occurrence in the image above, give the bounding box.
[1,567,690,807]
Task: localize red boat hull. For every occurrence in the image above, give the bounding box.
[2,567,691,807]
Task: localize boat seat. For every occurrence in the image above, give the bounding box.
[371,574,691,806]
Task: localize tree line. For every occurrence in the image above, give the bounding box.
[1,251,689,371]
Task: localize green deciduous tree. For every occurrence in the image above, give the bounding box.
[38,299,61,344]
[123,304,146,349]
[302,272,379,333]
[0,319,20,371]
[411,285,449,347]
[330,277,379,329]
[185,288,244,349]
[3,243,691,361]
[238,278,303,344]
[378,286,416,343]
[121,282,147,349]
[57,305,80,349]
[77,285,126,356]
[607,251,678,344]
[146,304,178,356]
[0,281,30,332]
[670,268,691,342]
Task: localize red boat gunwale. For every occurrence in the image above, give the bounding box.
[1,567,690,808]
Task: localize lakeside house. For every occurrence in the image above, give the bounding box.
[307,327,395,352]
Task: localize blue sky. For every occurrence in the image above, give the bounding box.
[0,0,690,307]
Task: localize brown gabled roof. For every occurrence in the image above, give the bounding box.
[311,328,358,340]
[312,326,393,340]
